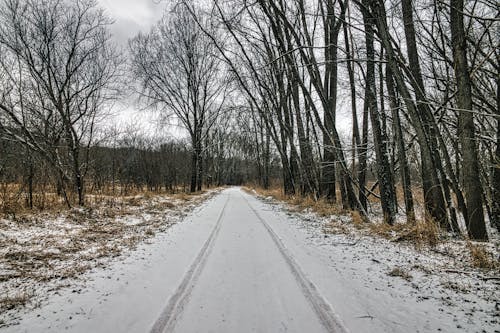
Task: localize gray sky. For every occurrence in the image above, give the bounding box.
[96,0,353,139]
[97,0,170,137]
[99,0,165,47]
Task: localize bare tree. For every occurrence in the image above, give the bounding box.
[359,0,397,224]
[0,0,122,206]
[450,0,487,240]
[130,3,229,192]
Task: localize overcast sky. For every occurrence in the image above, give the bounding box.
[99,0,166,47]
[96,0,171,137]
[96,0,353,138]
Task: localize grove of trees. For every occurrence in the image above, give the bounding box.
[0,0,498,241]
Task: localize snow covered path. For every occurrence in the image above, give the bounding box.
[3,187,494,332]
[152,188,345,333]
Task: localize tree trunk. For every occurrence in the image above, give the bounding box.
[196,151,202,192]
[371,0,448,227]
[491,75,500,232]
[358,90,369,212]
[343,19,360,179]
[290,75,318,196]
[321,0,343,202]
[362,3,397,224]
[70,146,84,206]
[322,108,337,200]
[195,140,203,192]
[387,68,415,223]
[190,148,197,193]
[450,0,487,240]
[263,130,270,189]
[26,157,34,209]
[75,171,84,206]
[400,0,455,229]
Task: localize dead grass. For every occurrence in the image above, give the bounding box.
[0,293,31,312]
[388,267,413,281]
[246,186,345,217]
[0,182,210,217]
[369,219,440,249]
[440,281,471,294]
[0,183,75,215]
[0,188,221,319]
[247,185,442,247]
[467,241,498,270]
[351,211,365,228]
[246,185,443,250]
[322,220,351,235]
[322,211,364,235]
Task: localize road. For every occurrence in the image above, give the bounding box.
[151,187,346,333]
[6,188,471,333]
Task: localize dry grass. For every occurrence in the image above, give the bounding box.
[243,186,284,200]
[246,184,500,276]
[0,183,78,215]
[288,195,344,217]
[388,267,413,281]
[369,218,440,248]
[0,188,220,316]
[440,281,471,294]
[322,211,364,235]
[350,210,365,228]
[246,186,345,217]
[0,293,31,312]
[395,184,424,209]
[0,182,208,217]
[246,185,442,249]
[467,242,498,270]
[322,220,351,235]
[249,186,442,247]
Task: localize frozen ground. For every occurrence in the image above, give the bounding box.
[253,192,499,333]
[1,187,499,332]
[0,190,218,329]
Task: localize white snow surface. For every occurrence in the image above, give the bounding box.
[1,187,498,332]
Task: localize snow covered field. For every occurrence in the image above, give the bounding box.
[0,187,498,332]
[0,190,219,329]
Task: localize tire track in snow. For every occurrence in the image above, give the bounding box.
[150,195,230,333]
[242,192,349,333]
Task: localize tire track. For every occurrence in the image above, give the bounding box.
[150,195,230,333]
[242,193,349,333]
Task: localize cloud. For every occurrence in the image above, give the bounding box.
[98,0,166,46]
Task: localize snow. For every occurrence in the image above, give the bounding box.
[251,192,499,333]
[1,187,498,332]
[0,190,219,329]
[169,189,333,333]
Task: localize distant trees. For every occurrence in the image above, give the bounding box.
[0,131,276,206]
[129,4,229,193]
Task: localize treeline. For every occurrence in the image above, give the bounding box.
[0,0,498,241]
[171,0,497,241]
[0,132,281,209]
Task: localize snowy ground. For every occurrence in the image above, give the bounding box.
[0,187,498,332]
[253,191,500,333]
[0,189,219,328]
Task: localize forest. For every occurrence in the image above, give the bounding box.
[0,0,498,242]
